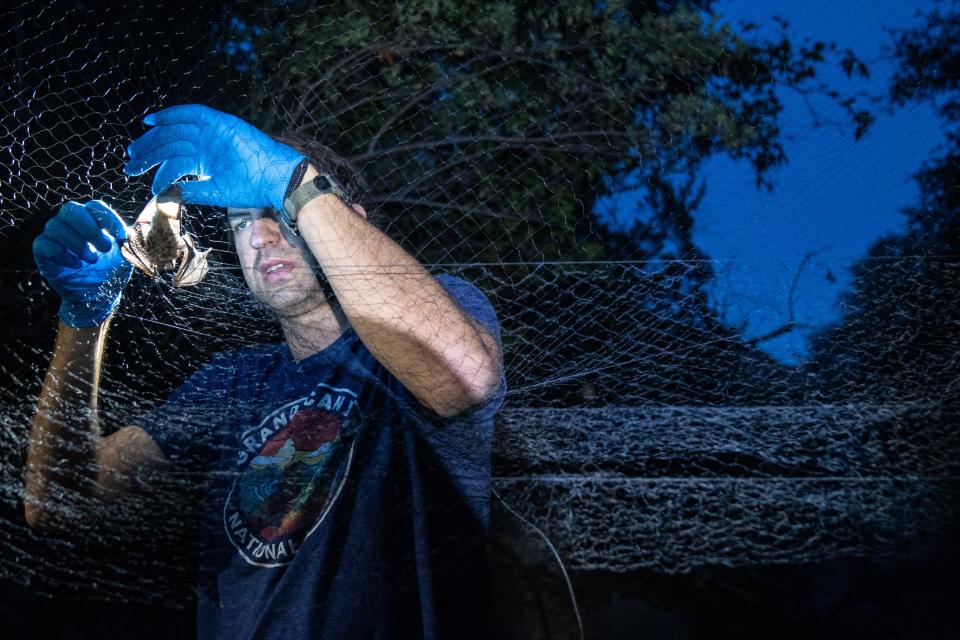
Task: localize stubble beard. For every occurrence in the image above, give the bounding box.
[252,275,329,320]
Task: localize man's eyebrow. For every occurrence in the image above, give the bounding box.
[226,211,252,222]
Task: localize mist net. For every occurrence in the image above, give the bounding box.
[0,0,957,618]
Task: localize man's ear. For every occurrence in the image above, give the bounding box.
[350,203,367,219]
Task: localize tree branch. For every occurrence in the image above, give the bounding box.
[354,131,629,162]
[746,250,817,346]
[367,195,523,221]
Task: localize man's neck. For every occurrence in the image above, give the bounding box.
[278,301,352,361]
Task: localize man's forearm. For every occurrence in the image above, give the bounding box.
[24,320,109,528]
[297,178,502,417]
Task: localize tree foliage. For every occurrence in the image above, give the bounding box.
[218,0,861,267]
[201,0,875,404]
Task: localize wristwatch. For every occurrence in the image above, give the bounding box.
[281,162,350,232]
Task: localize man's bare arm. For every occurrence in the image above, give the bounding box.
[24,319,168,531]
[297,168,503,418]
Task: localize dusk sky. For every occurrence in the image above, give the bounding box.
[602,0,944,365]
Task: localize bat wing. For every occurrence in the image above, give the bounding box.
[120,229,158,278]
[174,234,211,287]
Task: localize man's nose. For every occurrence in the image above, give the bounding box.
[249,216,282,249]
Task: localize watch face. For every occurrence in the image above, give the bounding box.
[314,174,349,203]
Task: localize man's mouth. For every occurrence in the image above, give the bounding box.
[259,259,297,283]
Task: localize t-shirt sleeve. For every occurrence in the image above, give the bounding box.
[434,274,507,421]
[135,354,233,464]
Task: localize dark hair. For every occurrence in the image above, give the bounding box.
[272,132,381,227]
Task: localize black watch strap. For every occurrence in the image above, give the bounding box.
[281,170,350,232]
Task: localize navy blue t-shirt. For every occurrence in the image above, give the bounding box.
[139,275,506,640]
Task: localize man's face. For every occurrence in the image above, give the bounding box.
[226,208,327,315]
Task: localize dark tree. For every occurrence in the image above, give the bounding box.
[208,0,866,404]
[218,0,866,264]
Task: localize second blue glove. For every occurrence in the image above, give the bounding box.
[123,104,306,212]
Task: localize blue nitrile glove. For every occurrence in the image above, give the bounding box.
[123,104,306,212]
[33,200,134,328]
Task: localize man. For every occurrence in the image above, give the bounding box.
[26,105,506,639]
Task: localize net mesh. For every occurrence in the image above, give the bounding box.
[0,0,957,623]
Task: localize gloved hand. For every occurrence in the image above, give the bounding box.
[33,200,134,328]
[123,104,306,212]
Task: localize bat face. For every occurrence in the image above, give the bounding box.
[121,194,210,287]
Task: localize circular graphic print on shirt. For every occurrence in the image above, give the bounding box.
[224,383,360,567]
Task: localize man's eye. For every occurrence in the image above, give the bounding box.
[231,219,250,231]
